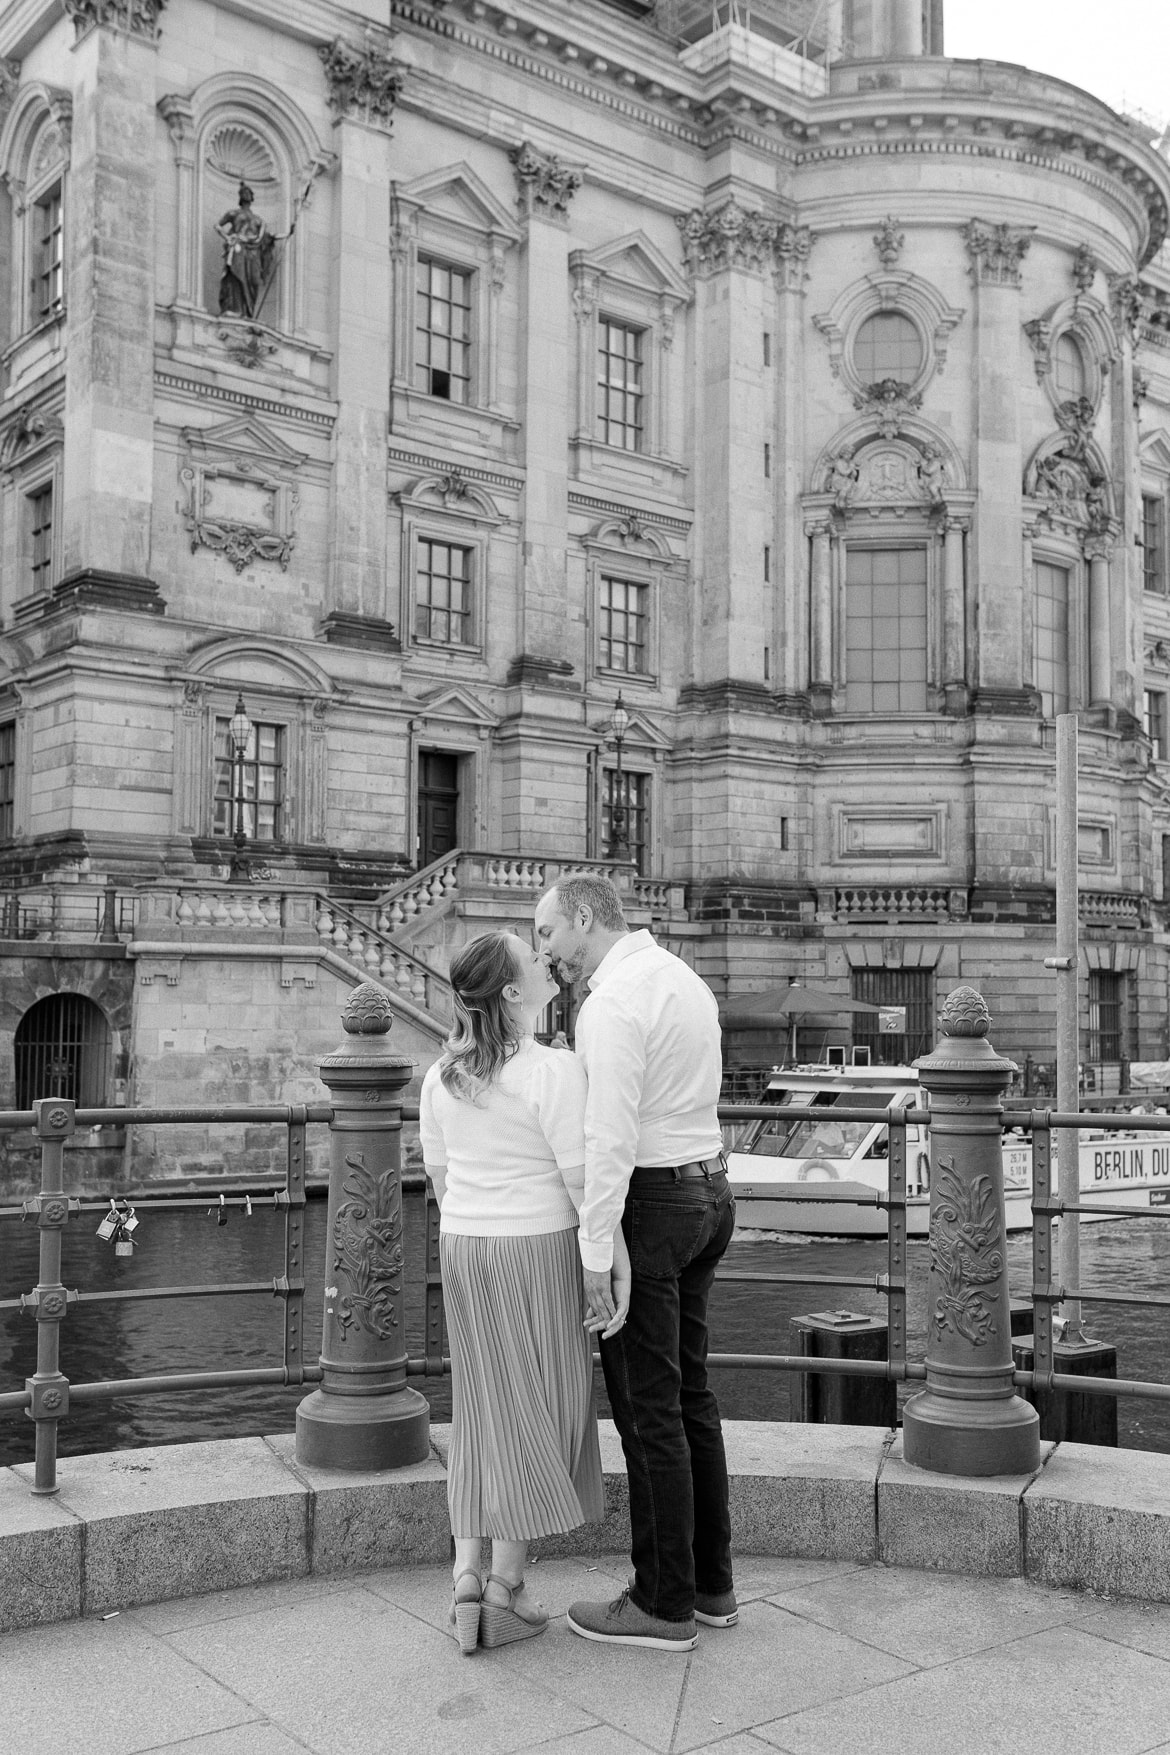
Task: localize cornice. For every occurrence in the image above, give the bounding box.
[154,371,335,430]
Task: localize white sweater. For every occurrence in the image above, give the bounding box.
[419,1039,587,1236]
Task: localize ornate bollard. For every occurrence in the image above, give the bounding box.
[296,984,430,1469]
[902,987,1040,1476]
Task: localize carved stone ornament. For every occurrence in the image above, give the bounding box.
[1072,243,1099,294]
[216,323,278,369]
[962,219,1035,288]
[0,59,20,106]
[927,1153,1003,1347]
[437,468,469,504]
[1023,317,1052,383]
[939,985,991,1038]
[851,377,924,439]
[330,1150,404,1341]
[1054,395,1097,460]
[1134,369,1151,411]
[827,450,859,508]
[319,34,405,130]
[873,215,905,270]
[0,405,64,468]
[63,0,167,38]
[1107,271,1145,342]
[180,415,302,576]
[509,141,582,220]
[676,200,814,281]
[342,982,394,1035]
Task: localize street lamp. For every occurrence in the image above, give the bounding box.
[607,691,631,863]
[227,693,253,881]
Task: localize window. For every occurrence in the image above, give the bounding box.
[32,182,64,321]
[0,722,14,840]
[602,768,648,874]
[1144,495,1166,594]
[415,539,473,645]
[844,548,928,714]
[854,312,922,386]
[851,969,934,1065]
[597,320,644,451]
[1053,332,1086,402]
[213,718,284,842]
[1088,970,1124,1064]
[28,484,53,593]
[1034,561,1071,718]
[599,577,648,675]
[1146,690,1168,761]
[15,994,109,1108]
[415,257,472,404]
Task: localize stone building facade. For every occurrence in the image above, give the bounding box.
[1,0,1170,1180]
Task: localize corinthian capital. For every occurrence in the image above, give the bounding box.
[64,0,166,38]
[509,142,582,221]
[319,35,405,130]
[676,199,813,280]
[962,219,1035,288]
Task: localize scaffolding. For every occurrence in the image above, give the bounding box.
[655,0,836,61]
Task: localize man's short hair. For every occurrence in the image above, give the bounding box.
[552,874,627,931]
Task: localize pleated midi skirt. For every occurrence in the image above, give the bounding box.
[440,1226,605,1541]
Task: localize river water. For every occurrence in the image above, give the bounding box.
[2,1194,1169,1467]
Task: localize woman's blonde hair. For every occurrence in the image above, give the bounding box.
[439,931,522,1100]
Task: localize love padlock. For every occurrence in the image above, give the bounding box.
[114,1223,135,1258]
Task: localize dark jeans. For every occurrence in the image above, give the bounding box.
[599,1168,736,1623]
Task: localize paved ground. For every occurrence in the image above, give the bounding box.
[9,1550,1170,1755]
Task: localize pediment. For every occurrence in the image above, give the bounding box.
[181,415,305,471]
[1141,427,1170,476]
[415,684,498,729]
[186,637,333,695]
[399,162,520,241]
[583,232,689,301]
[604,706,671,751]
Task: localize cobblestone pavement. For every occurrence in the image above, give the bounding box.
[8,1551,1170,1755]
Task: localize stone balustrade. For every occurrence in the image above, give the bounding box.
[314,898,453,1022]
[834,886,966,921]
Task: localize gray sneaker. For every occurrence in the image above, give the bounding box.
[567,1590,697,1650]
[695,1588,739,1628]
[626,1569,739,1629]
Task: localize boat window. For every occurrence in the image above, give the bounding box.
[742,1090,895,1160]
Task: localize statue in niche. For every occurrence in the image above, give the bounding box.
[917,446,948,506]
[215,182,277,320]
[827,449,859,507]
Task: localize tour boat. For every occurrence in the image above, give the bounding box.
[725,1063,1170,1238]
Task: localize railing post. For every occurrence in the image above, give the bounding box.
[295,983,430,1469]
[26,1098,75,1495]
[902,986,1041,1476]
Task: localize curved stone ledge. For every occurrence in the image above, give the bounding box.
[2,1421,1168,1633]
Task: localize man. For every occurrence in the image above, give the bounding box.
[534,874,737,1651]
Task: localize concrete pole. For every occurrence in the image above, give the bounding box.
[296,984,429,1469]
[1055,714,1083,1341]
[902,987,1040,1476]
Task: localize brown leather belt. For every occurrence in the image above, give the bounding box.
[630,1156,727,1185]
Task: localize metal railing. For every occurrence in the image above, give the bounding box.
[9,1037,1170,1493]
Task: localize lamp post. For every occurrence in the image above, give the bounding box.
[607,692,631,863]
[227,693,253,881]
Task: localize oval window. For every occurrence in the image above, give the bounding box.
[854,311,923,386]
[1053,332,1087,401]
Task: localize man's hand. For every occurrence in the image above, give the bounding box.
[583,1225,632,1340]
[583,1266,615,1331]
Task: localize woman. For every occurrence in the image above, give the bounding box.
[420,930,629,1654]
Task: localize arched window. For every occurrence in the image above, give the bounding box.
[1053,332,1087,402]
[15,994,109,1108]
[854,312,923,386]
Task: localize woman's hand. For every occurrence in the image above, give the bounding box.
[595,1224,631,1341]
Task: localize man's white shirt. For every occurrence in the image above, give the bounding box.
[573,929,724,1272]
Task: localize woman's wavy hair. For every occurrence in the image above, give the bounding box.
[439,931,523,1101]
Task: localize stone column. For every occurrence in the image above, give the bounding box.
[902,986,1040,1477]
[60,8,161,589]
[1086,539,1113,707]
[321,37,402,627]
[511,142,581,670]
[808,519,834,711]
[941,517,967,709]
[296,983,429,1470]
[963,220,1035,714]
[890,0,924,55]
[682,199,810,692]
[774,227,814,706]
